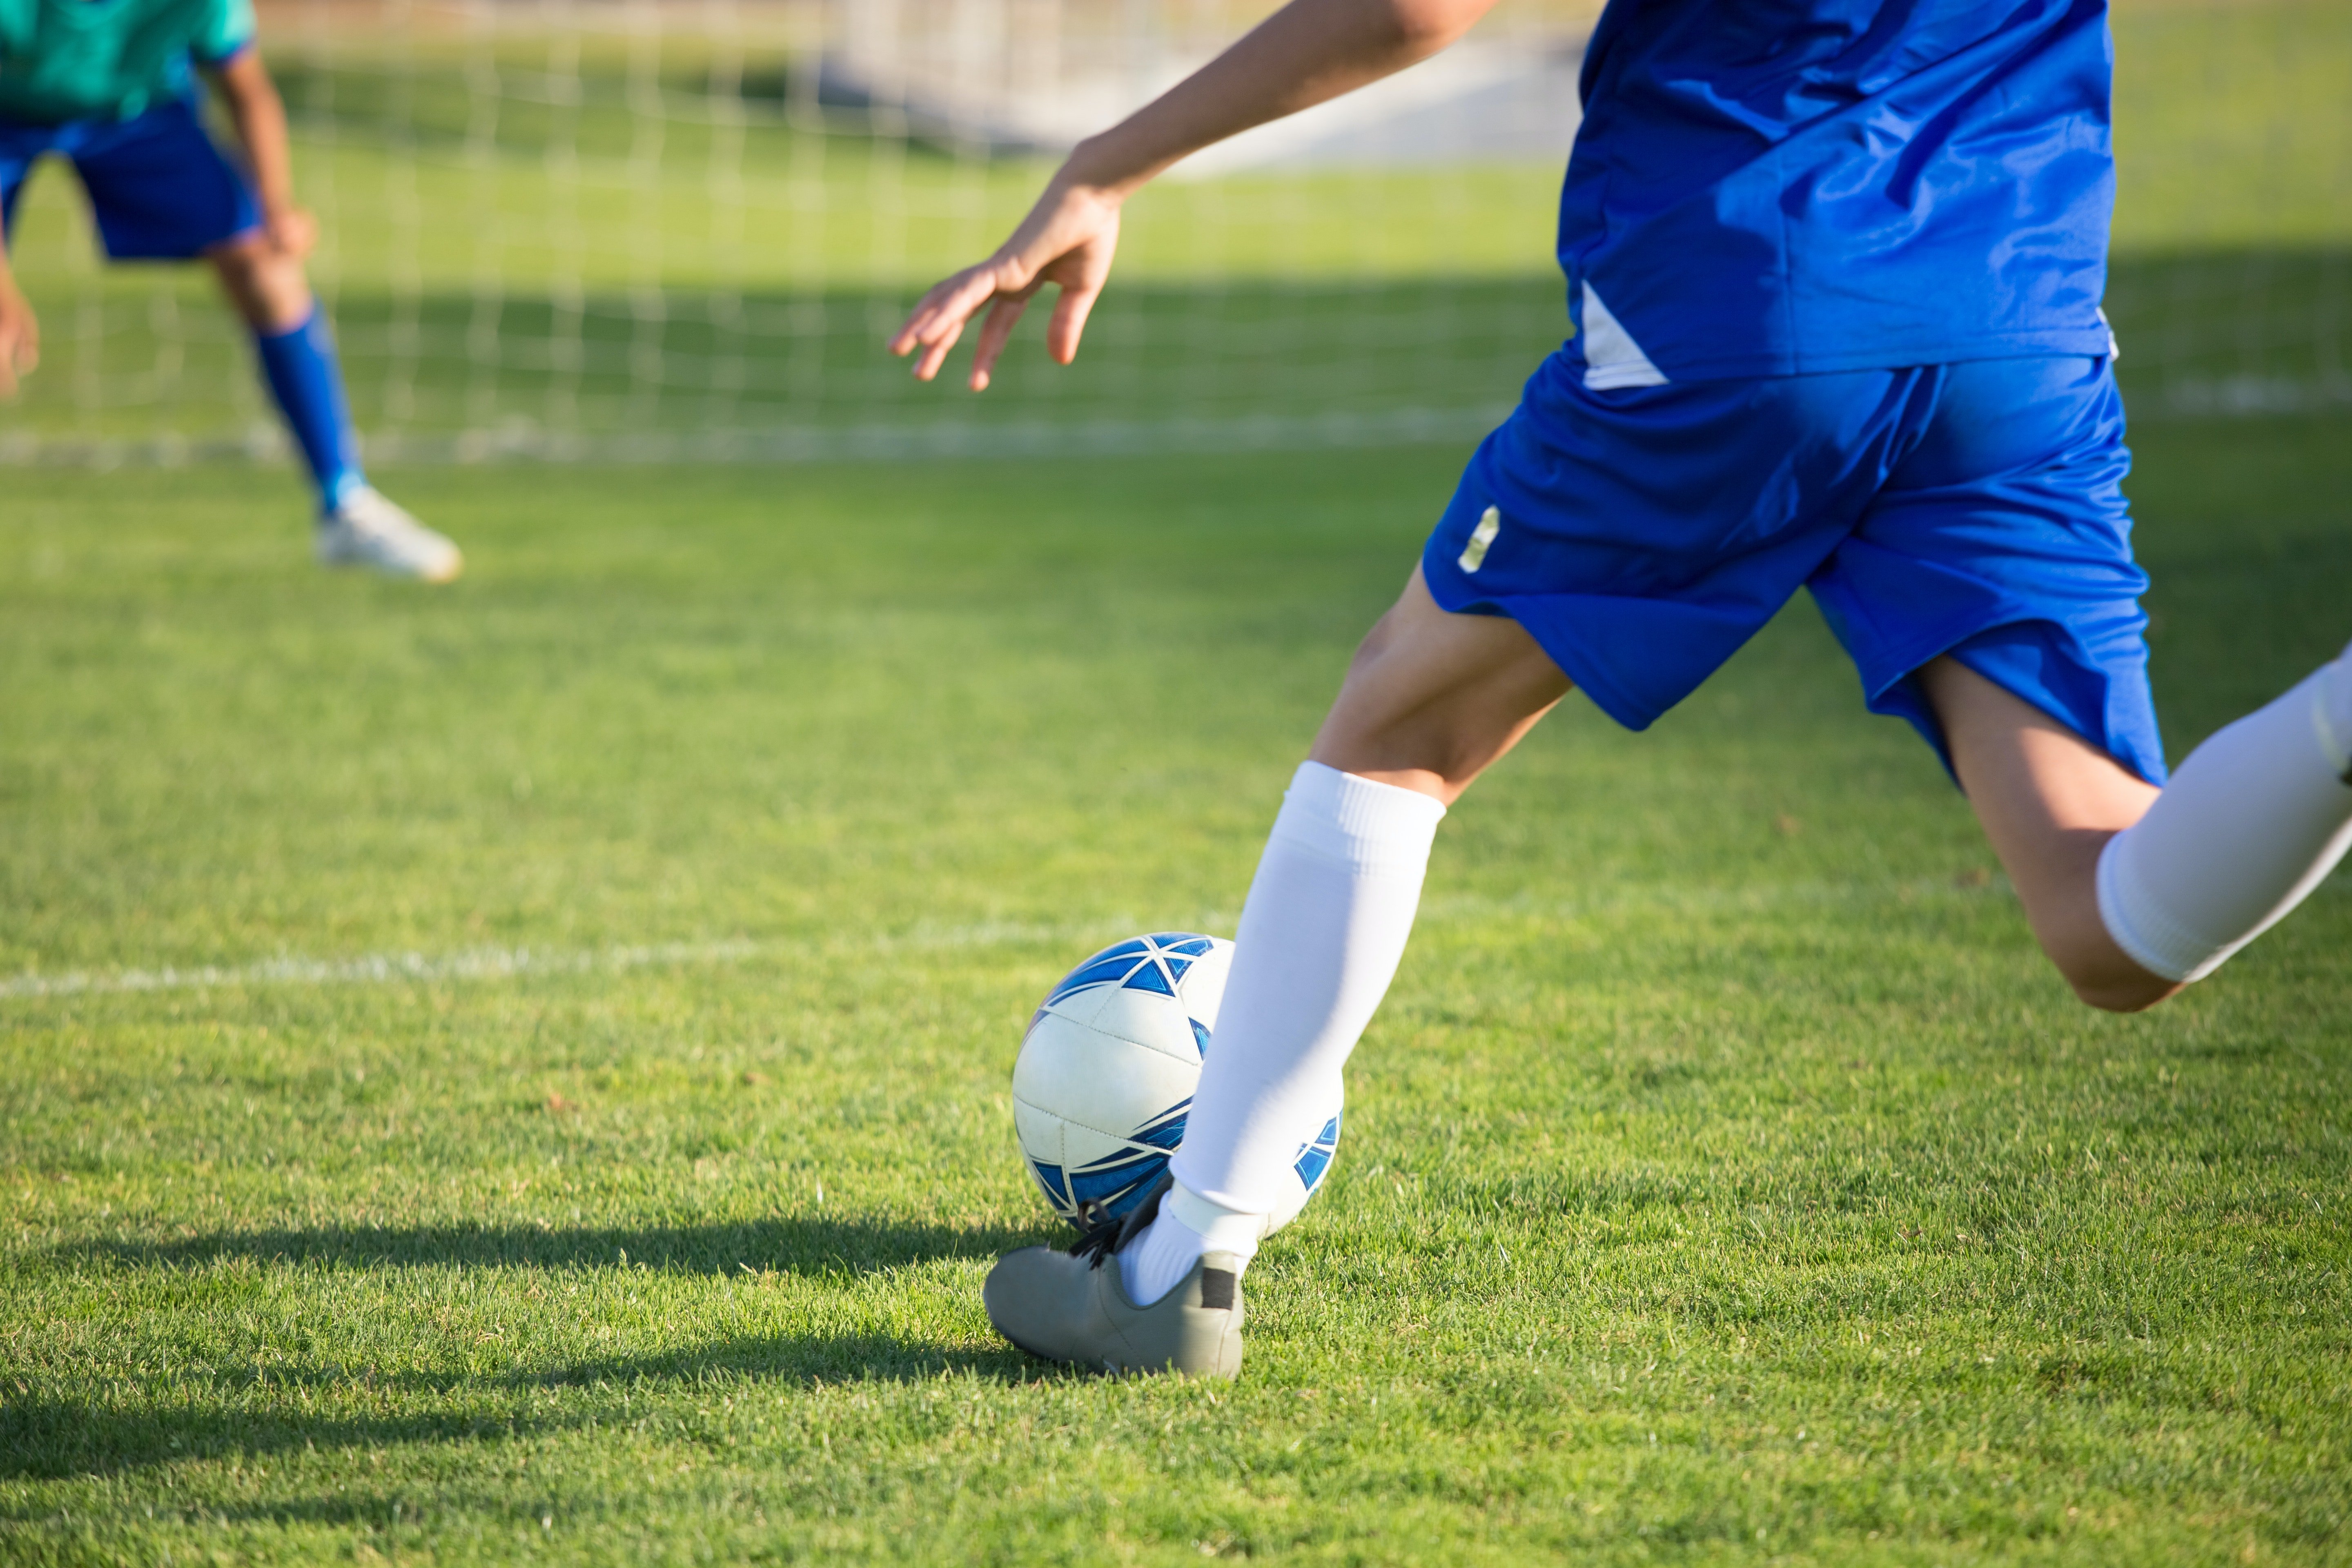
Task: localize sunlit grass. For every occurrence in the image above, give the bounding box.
[4,413,2350,1563]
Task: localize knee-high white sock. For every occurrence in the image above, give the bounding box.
[2098,644,2352,983]
[1121,762,1445,1306]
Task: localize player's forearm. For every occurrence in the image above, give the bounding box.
[213,53,299,217]
[1059,0,1497,197]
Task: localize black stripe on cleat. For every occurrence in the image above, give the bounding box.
[1199,1268,1237,1310]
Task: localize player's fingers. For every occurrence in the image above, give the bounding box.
[890,279,966,357]
[889,285,958,357]
[892,267,1002,358]
[1045,283,1103,368]
[967,296,1030,391]
[910,315,967,383]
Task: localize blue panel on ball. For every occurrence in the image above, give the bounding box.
[1163,956,1194,984]
[1164,937,1216,956]
[1191,1018,1213,1057]
[1045,953,1149,1009]
[1148,932,1204,947]
[1062,1149,1172,1227]
[1293,1115,1341,1192]
[1129,1103,1191,1150]
[1122,960,1176,996]
[1029,1158,1067,1205]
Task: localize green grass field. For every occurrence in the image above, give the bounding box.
[5,409,2351,1563]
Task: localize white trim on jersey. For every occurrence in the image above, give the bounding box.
[1580,283,1670,390]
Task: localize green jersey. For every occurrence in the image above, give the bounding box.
[0,0,254,124]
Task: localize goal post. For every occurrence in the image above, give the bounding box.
[0,0,2343,469]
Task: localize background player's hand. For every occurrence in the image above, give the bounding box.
[0,279,39,398]
[264,205,318,262]
[889,178,1122,390]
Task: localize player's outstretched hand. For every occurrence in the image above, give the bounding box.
[0,281,38,399]
[889,178,1122,391]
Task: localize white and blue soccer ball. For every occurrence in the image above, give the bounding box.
[1012,931,1341,1236]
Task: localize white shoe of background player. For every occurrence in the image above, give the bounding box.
[316,486,463,582]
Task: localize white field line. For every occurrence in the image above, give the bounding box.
[0,877,2025,1005]
[0,921,1111,1003]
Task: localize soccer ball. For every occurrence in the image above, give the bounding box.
[1012,931,1341,1236]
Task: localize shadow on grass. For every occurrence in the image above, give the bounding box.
[1,1325,1068,1481]
[65,1213,1044,1278]
[9,1217,1083,1477]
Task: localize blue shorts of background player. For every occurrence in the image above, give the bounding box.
[0,96,258,260]
[1420,352,2165,786]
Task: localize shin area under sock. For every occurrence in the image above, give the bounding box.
[1122,763,1444,1307]
[253,306,363,511]
[2097,647,2352,983]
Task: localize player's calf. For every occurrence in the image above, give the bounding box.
[1930,648,2352,1012]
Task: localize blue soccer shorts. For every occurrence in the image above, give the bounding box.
[1421,351,2165,785]
[0,97,260,261]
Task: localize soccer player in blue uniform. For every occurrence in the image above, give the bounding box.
[0,0,460,580]
[893,0,2352,1377]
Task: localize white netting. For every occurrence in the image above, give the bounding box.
[0,0,2344,467]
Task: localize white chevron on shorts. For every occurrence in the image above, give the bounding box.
[1580,283,1669,390]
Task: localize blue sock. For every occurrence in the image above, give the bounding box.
[253,306,364,513]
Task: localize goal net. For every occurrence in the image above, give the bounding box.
[0,0,2343,468]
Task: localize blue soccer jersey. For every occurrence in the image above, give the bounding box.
[1561,0,2118,385]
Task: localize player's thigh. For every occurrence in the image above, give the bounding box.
[1920,656,2174,1009]
[69,100,260,261]
[1308,565,1572,802]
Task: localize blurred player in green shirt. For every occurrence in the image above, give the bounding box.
[0,0,460,579]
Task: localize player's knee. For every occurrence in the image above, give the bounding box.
[209,239,311,331]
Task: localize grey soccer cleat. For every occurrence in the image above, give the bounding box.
[984,1177,1246,1379]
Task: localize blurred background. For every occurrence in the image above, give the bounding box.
[0,0,2345,466]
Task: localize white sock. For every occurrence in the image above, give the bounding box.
[2098,645,2352,982]
[1119,762,1445,1305]
[1119,1184,1263,1306]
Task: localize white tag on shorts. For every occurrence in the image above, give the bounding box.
[1458,506,1501,573]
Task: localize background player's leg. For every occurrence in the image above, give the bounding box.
[212,235,459,579]
[1122,567,1570,1305]
[1924,650,2352,1012]
[210,235,363,512]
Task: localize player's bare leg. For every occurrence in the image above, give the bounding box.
[1308,565,1575,802]
[209,233,461,581]
[208,229,310,334]
[1921,658,2176,1011]
[1928,648,2352,1013]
